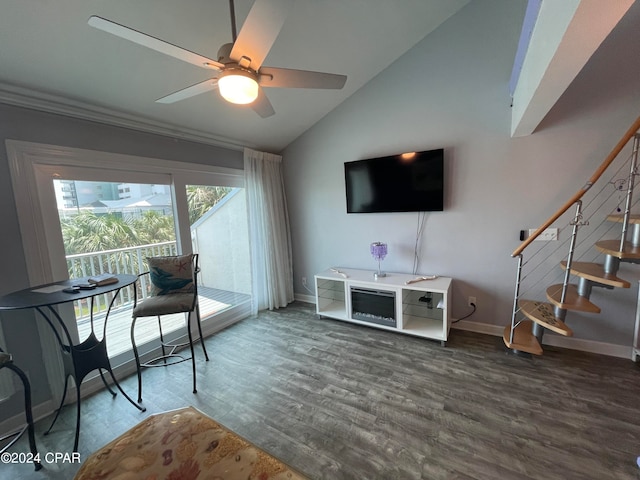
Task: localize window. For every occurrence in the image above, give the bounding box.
[7,140,252,396]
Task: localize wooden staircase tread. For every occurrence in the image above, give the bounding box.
[518,300,573,336]
[559,261,631,288]
[503,320,543,355]
[546,284,601,313]
[606,214,640,224]
[595,240,640,259]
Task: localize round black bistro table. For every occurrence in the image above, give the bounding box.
[0,274,146,452]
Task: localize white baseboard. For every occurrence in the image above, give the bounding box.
[451,319,504,337]
[541,334,632,359]
[297,295,634,360]
[294,293,316,304]
[452,320,633,359]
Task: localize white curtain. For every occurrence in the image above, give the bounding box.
[244,148,294,314]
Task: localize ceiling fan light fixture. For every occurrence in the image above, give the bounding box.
[218,68,259,105]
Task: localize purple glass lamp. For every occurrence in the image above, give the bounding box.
[370,242,388,279]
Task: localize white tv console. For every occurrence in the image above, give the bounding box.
[315,268,452,345]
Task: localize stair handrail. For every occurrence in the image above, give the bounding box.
[512,114,640,258]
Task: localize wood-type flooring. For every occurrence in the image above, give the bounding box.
[3,301,640,479]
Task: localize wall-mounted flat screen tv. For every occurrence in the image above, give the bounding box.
[345,148,444,213]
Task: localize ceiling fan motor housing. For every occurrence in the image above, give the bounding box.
[217,43,234,64]
[218,42,254,71]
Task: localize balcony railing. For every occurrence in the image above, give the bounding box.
[66,241,178,319]
[66,241,252,358]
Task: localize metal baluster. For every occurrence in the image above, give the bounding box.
[560,201,586,304]
[509,254,524,345]
[619,134,640,251]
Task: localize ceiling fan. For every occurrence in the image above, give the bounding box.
[88,0,347,118]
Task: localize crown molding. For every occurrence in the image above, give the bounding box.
[0,82,249,152]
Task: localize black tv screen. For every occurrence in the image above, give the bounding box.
[345,149,444,213]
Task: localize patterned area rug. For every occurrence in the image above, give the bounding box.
[74,406,308,480]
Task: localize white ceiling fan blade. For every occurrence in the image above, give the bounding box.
[229,0,293,70]
[156,78,219,104]
[251,87,275,118]
[259,67,347,89]
[88,16,224,70]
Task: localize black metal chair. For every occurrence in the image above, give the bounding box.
[0,349,41,470]
[130,253,209,403]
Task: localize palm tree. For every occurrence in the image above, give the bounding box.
[61,211,140,254]
[187,186,231,224]
[61,211,143,277]
[132,211,175,245]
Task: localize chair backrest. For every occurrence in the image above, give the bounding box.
[147,253,199,299]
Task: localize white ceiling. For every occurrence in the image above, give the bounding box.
[0,0,470,152]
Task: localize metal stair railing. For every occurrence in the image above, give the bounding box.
[507,115,640,350]
[513,116,640,257]
[617,135,640,252]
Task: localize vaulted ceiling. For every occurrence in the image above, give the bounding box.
[0,0,470,151]
[2,1,634,153]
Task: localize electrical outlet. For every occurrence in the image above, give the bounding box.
[302,276,307,286]
[528,227,558,241]
[468,296,476,307]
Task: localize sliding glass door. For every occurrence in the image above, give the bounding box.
[7,139,250,405]
[51,176,252,364]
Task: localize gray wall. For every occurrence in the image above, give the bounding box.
[0,103,242,416]
[282,0,640,349]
